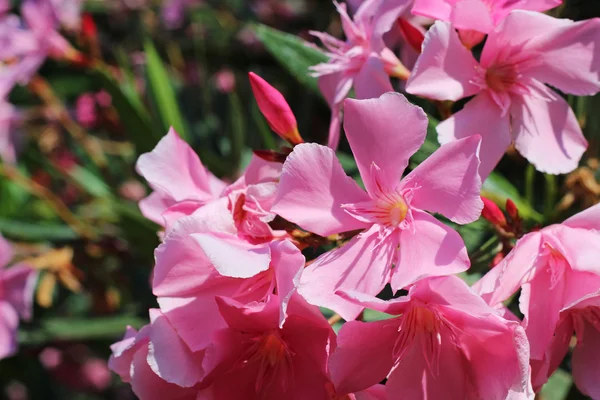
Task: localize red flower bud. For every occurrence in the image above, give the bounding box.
[481,196,507,227]
[397,18,425,54]
[249,72,303,145]
[506,199,519,220]
[81,13,98,41]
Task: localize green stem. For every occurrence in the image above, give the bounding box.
[525,164,536,206]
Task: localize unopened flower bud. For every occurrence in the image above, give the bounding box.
[506,198,519,220]
[481,197,507,227]
[248,72,303,145]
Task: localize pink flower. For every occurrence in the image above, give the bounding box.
[311,0,411,148]
[152,220,305,354]
[136,128,283,240]
[196,294,335,400]
[406,12,600,177]
[0,0,76,93]
[474,204,600,397]
[108,313,200,400]
[75,93,98,129]
[272,92,483,320]
[0,235,37,359]
[329,276,533,399]
[49,0,83,31]
[411,0,561,47]
[0,101,22,164]
[0,0,10,15]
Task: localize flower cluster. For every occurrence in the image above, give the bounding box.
[108,0,600,399]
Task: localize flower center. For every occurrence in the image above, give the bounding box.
[238,331,295,393]
[485,63,519,93]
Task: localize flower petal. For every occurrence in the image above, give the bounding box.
[344,92,428,194]
[437,92,511,179]
[401,135,483,224]
[272,143,371,237]
[392,211,470,290]
[298,225,396,321]
[512,91,587,175]
[406,21,481,101]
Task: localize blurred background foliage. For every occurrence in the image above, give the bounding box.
[0,0,599,399]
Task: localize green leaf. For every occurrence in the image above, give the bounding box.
[91,66,162,154]
[0,218,79,241]
[19,315,146,344]
[252,23,327,95]
[144,39,189,141]
[68,166,111,198]
[541,369,572,400]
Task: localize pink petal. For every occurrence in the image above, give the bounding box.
[136,128,222,208]
[512,91,587,175]
[242,155,282,185]
[355,385,388,400]
[563,203,600,231]
[530,316,572,391]
[147,311,205,387]
[391,211,470,290]
[190,233,271,279]
[344,92,428,194]
[0,264,36,320]
[329,320,398,395]
[551,226,600,275]
[214,296,278,333]
[0,301,18,359]
[353,56,393,100]
[437,92,512,179]
[401,135,483,224]
[520,268,565,360]
[272,143,370,237]
[153,216,224,298]
[157,291,231,353]
[572,316,600,399]
[474,232,543,307]
[484,11,600,96]
[405,21,481,101]
[130,343,197,400]
[298,225,397,321]
[385,333,471,400]
[449,0,494,32]
[270,240,304,326]
[337,289,411,316]
[108,325,147,382]
[138,191,172,226]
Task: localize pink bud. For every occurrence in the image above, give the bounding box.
[248,72,303,145]
[481,196,507,227]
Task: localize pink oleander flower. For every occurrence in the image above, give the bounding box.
[136,128,283,240]
[311,0,411,149]
[0,235,37,359]
[272,92,483,320]
[406,11,600,178]
[0,101,22,164]
[196,294,335,399]
[474,203,600,397]
[109,312,201,400]
[329,276,533,400]
[411,0,561,48]
[162,0,202,29]
[0,0,77,94]
[152,222,305,355]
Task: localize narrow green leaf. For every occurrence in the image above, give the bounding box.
[144,39,189,141]
[252,23,327,95]
[68,166,111,198]
[19,316,146,344]
[91,66,162,154]
[0,218,79,241]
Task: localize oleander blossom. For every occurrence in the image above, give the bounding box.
[406,11,600,177]
[310,0,411,149]
[329,276,533,400]
[474,203,600,398]
[411,0,562,47]
[136,128,284,240]
[0,235,37,359]
[0,0,77,94]
[273,92,483,320]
